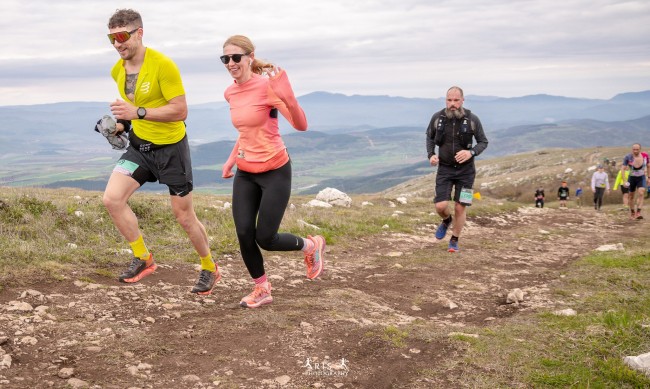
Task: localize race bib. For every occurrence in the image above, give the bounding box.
[459,187,474,206]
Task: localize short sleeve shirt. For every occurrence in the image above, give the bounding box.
[111,48,186,145]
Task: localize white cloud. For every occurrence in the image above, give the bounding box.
[0,0,648,105]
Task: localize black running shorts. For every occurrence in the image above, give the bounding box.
[434,163,476,204]
[628,175,647,192]
[113,135,194,196]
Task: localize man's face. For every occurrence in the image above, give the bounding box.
[446,89,464,111]
[108,25,141,60]
[632,144,641,156]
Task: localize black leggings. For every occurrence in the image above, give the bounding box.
[232,161,304,279]
[594,187,605,209]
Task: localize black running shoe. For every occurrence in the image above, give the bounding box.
[191,269,221,295]
[118,254,157,283]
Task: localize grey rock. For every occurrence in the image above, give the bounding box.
[5,301,34,312]
[67,378,90,388]
[506,288,525,305]
[624,352,650,376]
[58,367,74,379]
[182,374,201,382]
[0,354,11,369]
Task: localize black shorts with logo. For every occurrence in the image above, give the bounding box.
[628,175,647,192]
[434,163,476,204]
[113,134,194,196]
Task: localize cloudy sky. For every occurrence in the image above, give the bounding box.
[1,0,649,106]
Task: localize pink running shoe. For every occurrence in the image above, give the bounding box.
[240,282,273,308]
[304,235,325,279]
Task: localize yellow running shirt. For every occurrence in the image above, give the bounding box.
[111,48,186,145]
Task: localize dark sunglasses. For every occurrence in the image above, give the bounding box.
[107,28,140,44]
[220,54,248,64]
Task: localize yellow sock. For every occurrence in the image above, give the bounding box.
[129,235,150,260]
[200,253,216,272]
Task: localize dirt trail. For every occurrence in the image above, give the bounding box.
[0,206,641,388]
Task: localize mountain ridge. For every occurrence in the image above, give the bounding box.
[1,90,649,194]
[1,89,649,145]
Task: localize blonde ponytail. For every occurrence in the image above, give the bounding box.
[251,58,274,75]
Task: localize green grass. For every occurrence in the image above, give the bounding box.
[0,187,427,284]
[382,325,409,348]
[436,248,650,388]
[0,186,537,286]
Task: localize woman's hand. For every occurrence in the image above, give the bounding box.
[263,64,281,79]
[221,162,235,179]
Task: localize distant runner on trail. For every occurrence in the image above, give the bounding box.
[219,35,325,308]
[575,185,584,208]
[643,151,650,200]
[103,9,220,294]
[622,143,648,220]
[614,169,631,207]
[535,187,545,208]
[557,181,570,208]
[426,86,489,253]
[590,165,610,211]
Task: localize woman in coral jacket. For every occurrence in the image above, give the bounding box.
[220,35,325,308]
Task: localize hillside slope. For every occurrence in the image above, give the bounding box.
[383,146,632,205]
[0,184,648,387]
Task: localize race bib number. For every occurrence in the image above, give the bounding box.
[459,187,474,205]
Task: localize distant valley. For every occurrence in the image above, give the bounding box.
[0,91,649,194]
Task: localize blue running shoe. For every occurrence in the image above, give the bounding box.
[448,239,459,253]
[435,217,452,240]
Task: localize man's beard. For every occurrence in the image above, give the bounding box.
[445,107,465,119]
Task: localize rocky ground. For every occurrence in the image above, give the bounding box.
[0,205,642,388]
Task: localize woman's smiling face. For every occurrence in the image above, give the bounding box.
[223,44,253,83]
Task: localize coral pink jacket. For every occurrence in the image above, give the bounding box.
[224,70,307,173]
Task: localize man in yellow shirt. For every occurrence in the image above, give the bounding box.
[103,9,219,294]
[614,169,630,208]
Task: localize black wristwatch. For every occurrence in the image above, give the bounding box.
[137,107,147,119]
[470,149,476,157]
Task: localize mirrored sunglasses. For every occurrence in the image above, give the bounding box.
[107,28,140,44]
[220,54,248,64]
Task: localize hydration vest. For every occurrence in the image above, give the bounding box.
[432,109,475,150]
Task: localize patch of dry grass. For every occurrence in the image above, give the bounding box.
[411,241,650,388]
